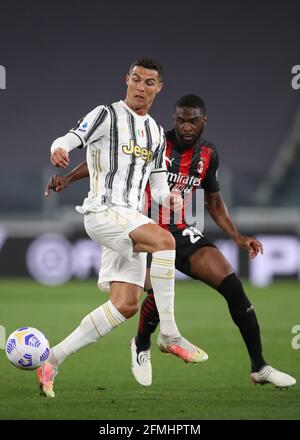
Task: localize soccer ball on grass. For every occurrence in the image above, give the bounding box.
[6,327,49,370]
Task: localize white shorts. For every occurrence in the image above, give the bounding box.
[98,247,147,292]
[84,206,153,292]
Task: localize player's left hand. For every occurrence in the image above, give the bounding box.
[234,234,264,259]
[45,174,71,197]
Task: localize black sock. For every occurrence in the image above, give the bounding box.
[136,289,160,352]
[217,273,266,372]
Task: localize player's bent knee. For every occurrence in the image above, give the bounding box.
[116,303,139,319]
[218,273,248,304]
[155,231,175,251]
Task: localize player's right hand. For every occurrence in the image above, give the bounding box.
[45,175,70,197]
[50,148,69,168]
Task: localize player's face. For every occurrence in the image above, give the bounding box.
[125,66,163,115]
[173,107,207,147]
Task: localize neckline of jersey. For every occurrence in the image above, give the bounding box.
[120,100,149,121]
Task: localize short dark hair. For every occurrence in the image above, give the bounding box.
[175,94,206,115]
[129,58,163,81]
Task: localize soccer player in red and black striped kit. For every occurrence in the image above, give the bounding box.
[45,94,296,389]
[131,95,294,388]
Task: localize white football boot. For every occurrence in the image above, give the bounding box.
[130,338,152,387]
[251,365,296,388]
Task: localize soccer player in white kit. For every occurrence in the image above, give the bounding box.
[38,59,208,397]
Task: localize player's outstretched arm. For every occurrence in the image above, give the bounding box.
[50,132,83,168]
[45,161,89,197]
[205,191,263,259]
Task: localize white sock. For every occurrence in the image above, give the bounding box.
[150,250,180,338]
[48,300,126,367]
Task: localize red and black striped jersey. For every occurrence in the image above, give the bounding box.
[145,129,220,232]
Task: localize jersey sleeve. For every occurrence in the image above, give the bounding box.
[151,127,167,173]
[201,146,220,192]
[69,105,109,148]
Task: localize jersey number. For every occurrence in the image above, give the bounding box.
[182,227,203,244]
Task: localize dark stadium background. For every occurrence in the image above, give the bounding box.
[0,0,299,177]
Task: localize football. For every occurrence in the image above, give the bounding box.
[6,327,50,370]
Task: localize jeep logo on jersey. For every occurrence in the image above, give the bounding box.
[122,140,153,164]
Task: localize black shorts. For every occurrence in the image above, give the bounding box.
[147,227,216,278]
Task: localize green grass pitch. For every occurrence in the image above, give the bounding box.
[0,278,299,420]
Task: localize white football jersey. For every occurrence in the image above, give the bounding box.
[70,100,166,213]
